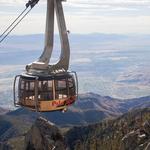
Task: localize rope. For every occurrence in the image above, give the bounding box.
[0,8,32,43]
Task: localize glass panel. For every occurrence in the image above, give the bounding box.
[55,79,68,99]
[20,80,25,89]
[25,81,29,90]
[58,80,66,89]
[68,77,75,96]
[38,80,53,100]
[29,82,35,91]
[68,78,73,88]
[19,79,35,101]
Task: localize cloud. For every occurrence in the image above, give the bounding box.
[66,0,150,9]
[0,0,24,5]
[72,58,92,64]
[107,57,128,61]
[1,0,150,7]
[1,0,150,15]
[62,0,150,17]
[0,0,150,34]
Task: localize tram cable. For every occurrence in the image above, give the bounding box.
[0,8,28,39]
[0,8,32,43]
[0,0,39,43]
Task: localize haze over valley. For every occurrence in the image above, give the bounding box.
[0,33,150,109]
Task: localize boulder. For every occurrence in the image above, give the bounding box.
[24,117,66,150]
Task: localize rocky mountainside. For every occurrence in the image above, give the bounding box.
[0,108,149,150]
[0,93,150,144]
[65,108,150,150]
[0,109,37,143]
[24,117,66,150]
[0,117,67,150]
[4,93,150,126]
[0,107,9,115]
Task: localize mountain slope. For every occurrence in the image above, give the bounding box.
[65,108,150,150]
[0,93,149,144]
[0,107,9,115]
[4,93,150,126]
[1,108,149,150]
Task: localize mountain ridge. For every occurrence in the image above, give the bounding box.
[0,92,149,143]
[0,92,150,126]
[1,108,149,150]
[65,107,150,150]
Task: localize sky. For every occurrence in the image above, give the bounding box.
[0,0,150,35]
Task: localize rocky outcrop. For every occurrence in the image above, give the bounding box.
[0,142,11,150]
[65,108,150,150]
[121,120,150,150]
[0,107,9,115]
[24,117,66,150]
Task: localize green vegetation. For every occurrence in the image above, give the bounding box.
[0,103,149,150]
[65,108,150,150]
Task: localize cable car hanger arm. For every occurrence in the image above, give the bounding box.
[26,0,70,75]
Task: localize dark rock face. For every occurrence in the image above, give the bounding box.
[1,93,150,129]
[65,108,150,150]
[24,117,66,150]
[0,107,9,115]
[121,120,150,150]
[0,142,11,150]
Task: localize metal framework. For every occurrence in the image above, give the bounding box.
[26,0,70,75]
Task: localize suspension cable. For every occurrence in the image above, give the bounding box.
[0,0,39,43]
[0,8,28,39]
[0,8,32,43]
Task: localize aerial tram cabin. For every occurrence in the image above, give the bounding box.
[0,0,79,112]
[14,72,78,112]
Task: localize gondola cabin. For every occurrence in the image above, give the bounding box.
[14,72,78,112]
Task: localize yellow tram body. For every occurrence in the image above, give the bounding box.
[14,72,78,112]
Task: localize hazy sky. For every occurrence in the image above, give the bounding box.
[0,0,150,35]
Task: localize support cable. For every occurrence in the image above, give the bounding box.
[0,8,28,39]
[0,0,39,43]
[0,8,32,43]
